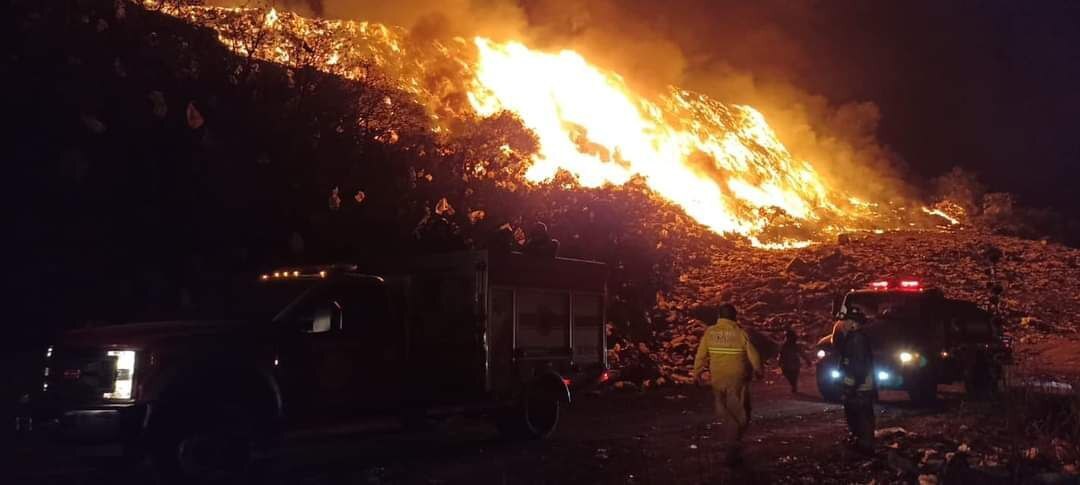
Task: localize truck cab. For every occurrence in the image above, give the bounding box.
[815,279,1010,404]
[22,250,608,480]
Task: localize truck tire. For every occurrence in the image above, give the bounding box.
[496,395,561,440]
[149,403,256,484]
[817,378,843,403]
[816,363,843,403]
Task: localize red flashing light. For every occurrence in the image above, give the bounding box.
[599,370,611,383]
[562,378,572,387]
[870,281,889,289]
[900,280,920,289]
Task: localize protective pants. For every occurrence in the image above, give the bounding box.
[842,390,875,450]
[711,376,752,451]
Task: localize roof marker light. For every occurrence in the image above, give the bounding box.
[900,280,920,288]
[870,281,889,289]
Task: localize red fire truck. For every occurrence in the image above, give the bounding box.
[22,250,609,481]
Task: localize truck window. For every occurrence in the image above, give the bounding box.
[333,276,390,332]
[516,290,570,356]
[844,293,924,321]
[292,301,337,334]
[573,293,602,365]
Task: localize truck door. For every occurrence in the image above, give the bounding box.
[275,294,352,421]
[406,271,484,402]
[275,276,399,420]
[333,275,403,412]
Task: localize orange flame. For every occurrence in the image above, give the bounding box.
[150,2,896,248]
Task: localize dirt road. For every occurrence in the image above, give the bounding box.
[12,372,956,485]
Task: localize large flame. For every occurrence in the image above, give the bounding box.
[148,3,909,247]
[467,38,840,242]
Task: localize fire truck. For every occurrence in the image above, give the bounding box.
[814,279,1011,405]
[21,250,609,480]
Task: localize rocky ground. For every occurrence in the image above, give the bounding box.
[13,372,1080,485]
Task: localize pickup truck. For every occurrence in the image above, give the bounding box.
[22,250,609,481]
[815,279,1011,404]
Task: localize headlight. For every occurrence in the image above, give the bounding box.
[103,350,136,400]
[816,349,827,359]
[877,370,890,381]
[898,351,914,364]
[829,369,842,380]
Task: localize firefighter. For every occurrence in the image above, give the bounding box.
[692,303,762,465]
[835,307,875,454]
[779,329,811,394]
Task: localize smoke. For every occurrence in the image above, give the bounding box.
[213,0,912,202]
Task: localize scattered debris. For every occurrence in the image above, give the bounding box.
[186,101,204,129]
[328,186,341,210]
[434,197,454,216]
[875,427,909,439]
[148,91,167,118]
[81,114,106,134]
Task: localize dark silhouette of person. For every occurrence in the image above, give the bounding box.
[835,307,875,455]
[779,329,811,394]
[523,221,559,257]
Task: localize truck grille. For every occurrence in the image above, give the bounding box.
[44,349,118,404]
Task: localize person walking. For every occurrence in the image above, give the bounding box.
[779,329,811,394]
[692,303,762,465]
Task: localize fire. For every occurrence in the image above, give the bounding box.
[922,205,962,226]
[148,2,896,247]
[466,39,839,243]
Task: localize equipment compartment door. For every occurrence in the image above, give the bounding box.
[407,271,484,401]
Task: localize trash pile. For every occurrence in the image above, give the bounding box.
[611,228,1080,385]
[767,410,1080,484]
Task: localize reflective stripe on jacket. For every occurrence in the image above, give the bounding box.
[693,318,763,383]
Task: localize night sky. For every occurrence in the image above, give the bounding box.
[672,0,1080,214]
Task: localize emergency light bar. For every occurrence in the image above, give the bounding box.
[868,280,923,290]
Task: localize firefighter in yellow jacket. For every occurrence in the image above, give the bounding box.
[692,303,762,464]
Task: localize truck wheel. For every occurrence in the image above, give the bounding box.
[497,396,561,440]
[149,405,255,484]
[818,379,843,403]
[816,364,843,403]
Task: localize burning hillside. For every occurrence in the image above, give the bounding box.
[146,1,921,248]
